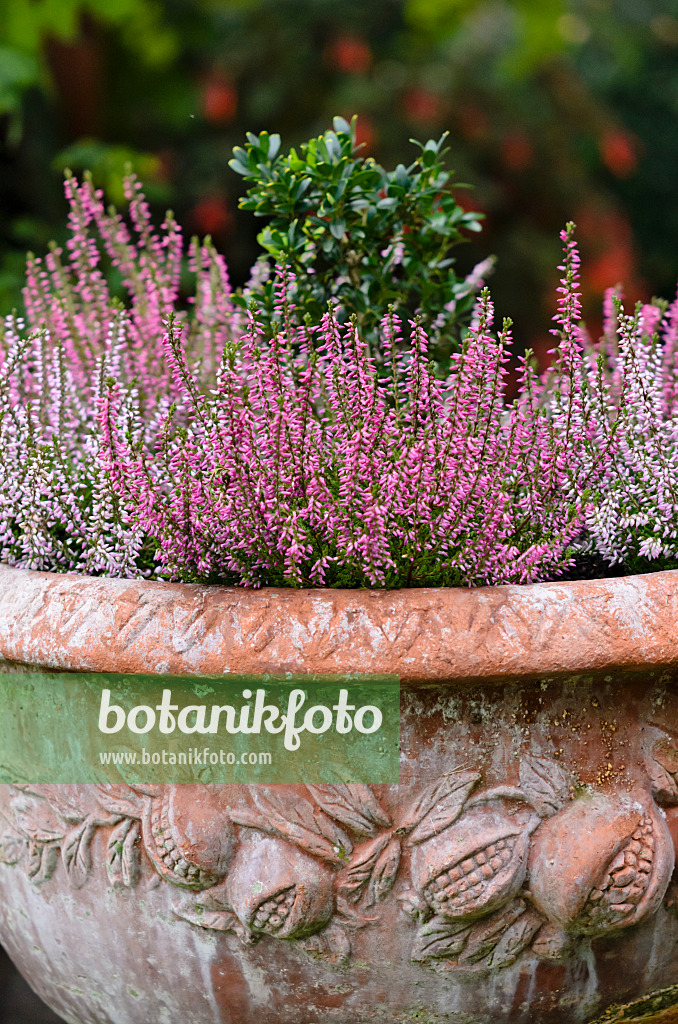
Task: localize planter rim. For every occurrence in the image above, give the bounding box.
[0,563,676,683]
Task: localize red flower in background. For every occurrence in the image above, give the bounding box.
[326,35,372,75]
[575,205,638,295]
[500,133,535,173]
[403,88,445,124]
[586,249,635,294]
[202,72,237,124]
[190,196,232,238]
[454,104,489,142]
[599,131,638,178]
[562,203,648,307]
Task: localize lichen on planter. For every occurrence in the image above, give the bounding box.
[1,564,678,1023]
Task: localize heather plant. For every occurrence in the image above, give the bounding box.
[229,117,488,366]
[0,308,146,576]
[0,172,243,575]
[579,289,678,573]
[2,171,678,588]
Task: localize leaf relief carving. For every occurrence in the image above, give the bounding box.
[366,837,401,906]
[27,841,59,884]
[0,814,25,866]
[411,914,472,961]
[9,790,64,844]
[107,818,141,888]
[646,740,678,806]
[231,790,351,864]
[96,784,144,820]
[336,833,391,905]
[396,771,480,844]
[175,893,259,945]
[488,909,544,969]
[307,784,391,836]
[62,817,98,889]
[458,901,532,967]
[518,755,572,817]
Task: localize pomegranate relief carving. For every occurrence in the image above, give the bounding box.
[0,749,676,972]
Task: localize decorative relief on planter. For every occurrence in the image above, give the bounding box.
[1,746,676,972]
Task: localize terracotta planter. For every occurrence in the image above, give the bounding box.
[1,563,678,1024]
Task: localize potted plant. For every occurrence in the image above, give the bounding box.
[0,118,677,1024]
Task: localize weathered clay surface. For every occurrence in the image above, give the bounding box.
[1,563,678,681]
[1,566,678,1023]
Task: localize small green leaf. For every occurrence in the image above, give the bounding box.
[329,219,346,240]
[228,159,250,176]
[395,164,411,188]
[294,178,312,201]
[325,132,341,159]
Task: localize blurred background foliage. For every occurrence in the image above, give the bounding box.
[1,0,678,361]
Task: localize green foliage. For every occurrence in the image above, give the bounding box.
[230,116,483,353]
[0,0,177,115]
[0,45,38,115]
